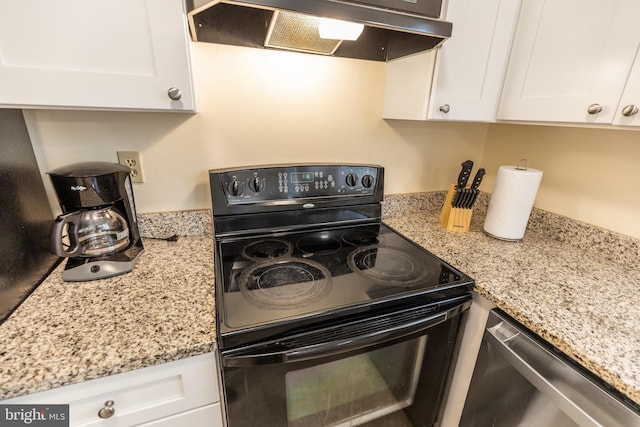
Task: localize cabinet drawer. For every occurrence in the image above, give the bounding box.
[4,353,219,427]
[136,403,222,427]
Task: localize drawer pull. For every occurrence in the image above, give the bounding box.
[98,400,115,419]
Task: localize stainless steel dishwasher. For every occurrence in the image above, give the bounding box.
[459,310,640,427]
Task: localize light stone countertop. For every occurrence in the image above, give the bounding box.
[2,200,639,410]
[0,235,215,400]
[383,193,640,408]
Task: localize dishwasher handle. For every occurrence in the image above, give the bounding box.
[485,311,640,427]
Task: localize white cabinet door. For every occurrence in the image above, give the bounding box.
[0,0,195,112]
[382,49,438,120]
[497,0,640,124]
[4,353,219,427]
[383,0,521,122]
[614,48,640,127]
[428,0,521,121]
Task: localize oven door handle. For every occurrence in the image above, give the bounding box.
[222,302,468,367]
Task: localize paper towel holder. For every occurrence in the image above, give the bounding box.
[516,158,529,170]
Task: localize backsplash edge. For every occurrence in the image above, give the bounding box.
[383,192,640,269]
[137,193,640,269]
[137,209,212,238]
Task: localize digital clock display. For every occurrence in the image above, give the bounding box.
[290,172,314,183]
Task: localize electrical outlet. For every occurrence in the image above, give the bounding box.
[117,151,144,183]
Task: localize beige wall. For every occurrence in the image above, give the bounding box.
[481,124,640,238]
[27,42,487,214]
[26,42,640,239]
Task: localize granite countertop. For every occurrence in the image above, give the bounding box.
[0,233,216,400]
[383,193,640,408]
[2,200,639,409]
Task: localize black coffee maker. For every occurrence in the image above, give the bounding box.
[48,162,144,281]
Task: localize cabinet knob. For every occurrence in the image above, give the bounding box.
[587,103,602,114]
[439,104,451,114]
[167,87,182,101]
[98,400,115,419]
[621,104,639,117]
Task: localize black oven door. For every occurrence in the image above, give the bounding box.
[219,296,470,427]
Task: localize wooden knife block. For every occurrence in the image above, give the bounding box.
[439,183,473,233]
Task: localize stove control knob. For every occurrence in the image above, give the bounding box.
[249,176,263,193]
[361,174,374,188]
[228,179,243,196]
[345,173,358,187]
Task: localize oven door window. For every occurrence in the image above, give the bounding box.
[285,337,426,426]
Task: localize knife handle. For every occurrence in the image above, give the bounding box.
[457,160,474,189]
[470,168,486,189]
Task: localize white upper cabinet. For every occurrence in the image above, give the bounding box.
[383,49,437,120]
[383,0,521,122]
[429,0,522,121]
[497,0,640,125]
[614,49,640,126]
[0,0,195,112]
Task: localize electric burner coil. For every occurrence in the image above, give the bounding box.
[238,257,333,309]
[348,246,432,287]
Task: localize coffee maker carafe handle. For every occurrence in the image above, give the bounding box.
[50,212,83,257]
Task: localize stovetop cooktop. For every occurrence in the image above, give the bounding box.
[210,164,474,348]
[216,222,473,335]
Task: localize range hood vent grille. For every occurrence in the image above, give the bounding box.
[187,0,452,62]
[266,11,342,55]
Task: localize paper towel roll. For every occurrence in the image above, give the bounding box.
[483,165,543,241]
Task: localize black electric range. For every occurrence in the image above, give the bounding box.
[210,164,474,350]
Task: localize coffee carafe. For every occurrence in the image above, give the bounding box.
[48,162,144,281]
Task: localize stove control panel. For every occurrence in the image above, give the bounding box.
[211,164,383,208]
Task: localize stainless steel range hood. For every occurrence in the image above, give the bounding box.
[187,0,452,61]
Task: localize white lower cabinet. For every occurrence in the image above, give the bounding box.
[4,353,221,427]
[136,404,221,427]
